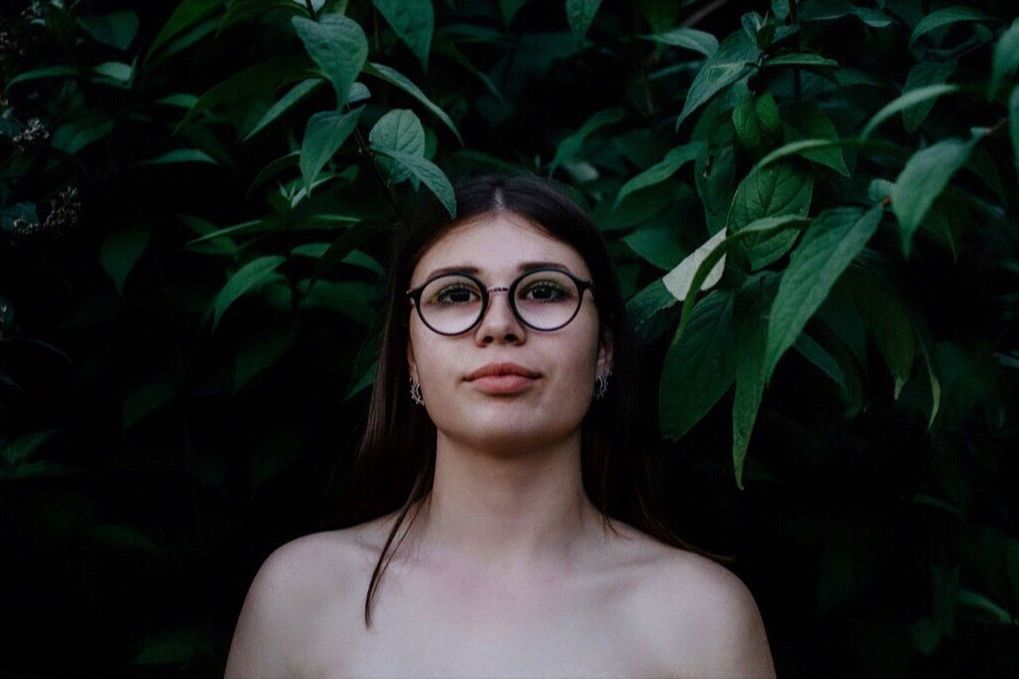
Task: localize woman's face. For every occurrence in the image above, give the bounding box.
[406,210,612,454]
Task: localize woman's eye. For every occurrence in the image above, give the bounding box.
[435,285,479,304]
[522,282,568,302]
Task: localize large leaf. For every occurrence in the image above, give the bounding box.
[175,54,309,133]
[764,206,884,384]
[1010,85,1019,174]
[242,79,325,142]
[211,256,287,332]
[550,107,625,174]
[145,0,223,63]
[369,109,426,184]
[731,271,779,490]
[728,162,814,270]
[566,0,603,43]
[781,103,849,176]
[299,107,364,195]
[101,223,151,294]
[989,18,1019,99]
[890,133,980,257]
[909,6,994,48]
[860,84,962,140]
[614,142,701,208]
[77,10,139,50]
[371,147,456,218]
[362,62,463,143]
[292,14,368,109]
[902,60,957,133]
[373,0,434,70]
[659,289,739,440]
[641,26,718,57]
[675,30,759,130]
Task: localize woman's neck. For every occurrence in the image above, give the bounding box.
[407,428,605,578]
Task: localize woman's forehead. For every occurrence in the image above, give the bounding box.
[413,211,589,280]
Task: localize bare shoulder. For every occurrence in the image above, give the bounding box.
[223,526,377,678]
[632,546,777,679]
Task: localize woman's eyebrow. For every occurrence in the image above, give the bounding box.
[425,261,573,278]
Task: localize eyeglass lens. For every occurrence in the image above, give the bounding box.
[417,270,583,334]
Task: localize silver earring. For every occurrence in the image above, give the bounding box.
[595,372,610,400]
[410,378,424,405]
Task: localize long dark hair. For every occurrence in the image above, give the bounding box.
[344,172,722,627]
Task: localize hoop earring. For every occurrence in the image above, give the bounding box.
[595,372,610,400]
[409,378,424,405]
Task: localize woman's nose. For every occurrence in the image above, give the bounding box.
[475,288,525,344]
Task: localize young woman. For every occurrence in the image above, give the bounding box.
[225,174,777,678]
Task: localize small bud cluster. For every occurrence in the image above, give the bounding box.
[12,117,49,150]
[10,185,81,245]
[0,29,27,60]
[20,2,45,22]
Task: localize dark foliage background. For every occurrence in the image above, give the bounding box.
[2,0,1018,676]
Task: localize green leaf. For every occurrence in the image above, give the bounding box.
[51,117,114,155]
[641,27,718,57]
[729,163,814,270]
[660,290,738,440]
[566,0,602,43]
[673,215,811,346]
[909,6,994,48]
[989,18,1019,99]
[845,270,916,400]
[902,60,957,133]
[146,0,223,64]
[1,429,59,466]
[4,66,77,90]
[372,147,456,218]
[300,107,363,195]
[362,62,463,143]
[622,223,686,271]
[242,79,325,143]
[292,14,368,109]
[781,103,849,176]
[676,30,758,130]
[860,84,961,140]
[175,54,309,133]
[763,52,840,69]
[369,109,426,184]
[551,107,625,174]
[1010,86,1019,175]
[890,134,979,258]
[234,324,297,392]
[764,206,883,384]
[211,256,287,332]
[374,0,434,70]
[626,278,678,343]
[122,374,183,432]
[92,61,134,86]
[77,10,139,50]
[101,223,151,294]
[615,142,701,208]
[731,272,778,489]
[133,149,219,166]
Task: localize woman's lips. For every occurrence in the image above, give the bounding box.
[469,374,539,395]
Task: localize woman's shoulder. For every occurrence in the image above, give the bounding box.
[224,520,392,678]
[627,542,776,678]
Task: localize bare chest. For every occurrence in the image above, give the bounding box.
[298,562,666,678]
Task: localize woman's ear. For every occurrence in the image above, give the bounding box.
[597,326,613,376]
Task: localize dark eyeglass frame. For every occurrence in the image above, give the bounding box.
[406,267,596,336]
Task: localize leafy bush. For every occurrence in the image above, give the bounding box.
[1,0,1017,675]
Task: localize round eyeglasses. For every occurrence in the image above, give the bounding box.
[406,268,596,336]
